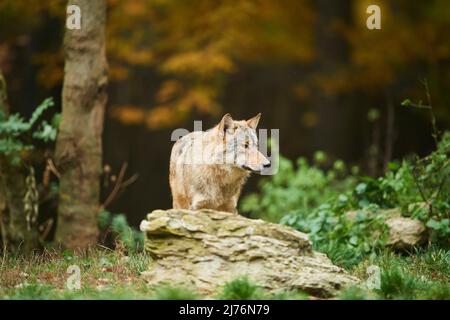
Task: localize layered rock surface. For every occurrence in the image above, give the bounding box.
[140,209,358,297]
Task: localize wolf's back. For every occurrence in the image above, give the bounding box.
[169,131,206,209]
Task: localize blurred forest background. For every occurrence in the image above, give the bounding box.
[1,0,449,230]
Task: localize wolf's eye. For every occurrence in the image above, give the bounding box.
[244,142,249,149]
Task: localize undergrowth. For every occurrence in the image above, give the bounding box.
[241,132,450,268]
[0,247,448,300]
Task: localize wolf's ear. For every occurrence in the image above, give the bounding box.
[218,113,234,134]
[246,113,261,129]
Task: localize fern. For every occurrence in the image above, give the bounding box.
[0,113,30,136]
[27,98,54,128]
[0,97,58,165]
[33,120,58,142]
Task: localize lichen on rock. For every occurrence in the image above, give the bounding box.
[140,209,359,298]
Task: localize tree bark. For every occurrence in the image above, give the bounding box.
[0,71,40,252]
[54,0,108,249]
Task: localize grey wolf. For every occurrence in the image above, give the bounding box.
[169,113,270,213]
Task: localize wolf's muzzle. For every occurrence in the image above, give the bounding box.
[241,165,257,173]
[242,163,271,174]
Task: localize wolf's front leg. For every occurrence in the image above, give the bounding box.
[190,195,216,211]
[217,203,238,214]
[216,195,239,214]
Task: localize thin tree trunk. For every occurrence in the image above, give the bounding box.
[0,71,40,252]
[383,91,395,173]
[0,70,8,250]
[54,0,108,249]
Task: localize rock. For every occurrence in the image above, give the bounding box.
[385,217,428,250]
[140,209,358,298]
[345,208,402,221]
[345,208,428,250]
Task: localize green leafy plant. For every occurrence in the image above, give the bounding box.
[242,131,449,268]
[97,210,144,253]
[241,154,357,222]
[218,277,266,300]
[241,154,389,268]
[0,97,58,165]
[399,83,450,245]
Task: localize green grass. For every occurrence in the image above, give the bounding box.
[1,247,449,300]
[152,285,200,300]
[0,248,156,299]
[343,246,450,300]
[217,277,266,300]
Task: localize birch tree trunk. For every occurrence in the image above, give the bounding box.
[54,0,108,249]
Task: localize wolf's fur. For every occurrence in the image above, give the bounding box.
[169,113,270,213]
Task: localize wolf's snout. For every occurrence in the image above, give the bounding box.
[263,161,271,168]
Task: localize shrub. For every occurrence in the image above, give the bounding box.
[97,210,144,253]
[241,154,388,268]
[241,154,357,222]
[241,132,450,268]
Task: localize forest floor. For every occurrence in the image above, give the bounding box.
[0,246,449,300]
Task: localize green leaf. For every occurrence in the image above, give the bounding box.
[51,113,61,128]
[349,236,358,246]
[33,121,57,142]
[28,97,54,127]
[367,108,380,122]
[355,183,367,195]
[426,219,442,230]
[98,210,112,230]
[401,99,411,107]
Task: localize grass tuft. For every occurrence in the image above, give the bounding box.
[218,277,265,300]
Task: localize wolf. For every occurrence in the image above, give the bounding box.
[169,113,270,213]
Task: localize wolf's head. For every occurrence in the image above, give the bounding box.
[210,113,270,173]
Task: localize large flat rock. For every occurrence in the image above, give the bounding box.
[140,209,358,297]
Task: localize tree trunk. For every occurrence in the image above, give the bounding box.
[0,71,40,252]
[54,0,108,249]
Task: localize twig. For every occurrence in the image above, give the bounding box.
[411,163,432,216]
[101,163,138,209]
[411,163,428,203]
[46,158,61,179]
[119,174,139,189]
[422,79,439,145]
[97,243,114,252]
[408,103,432,110]
[434,175,447,204]
[39,218,54,243]
[102,162,127,208]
